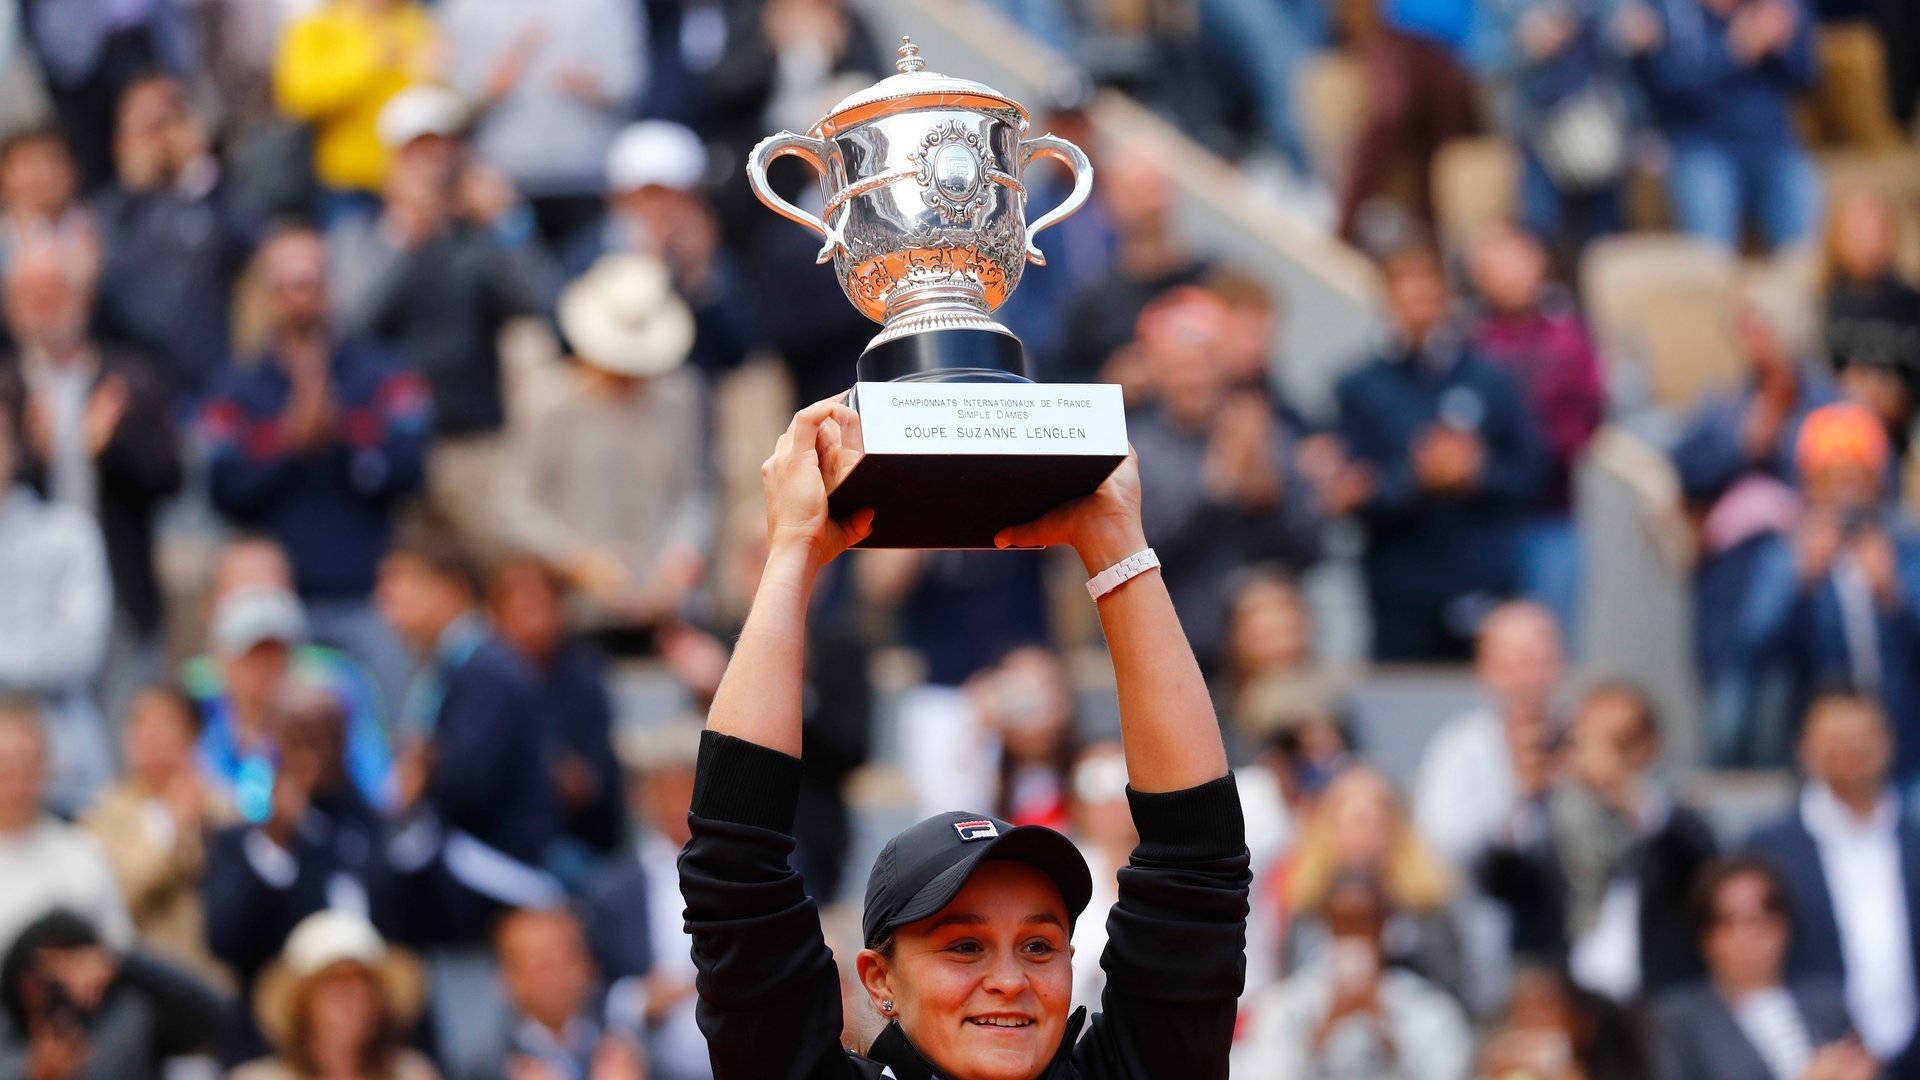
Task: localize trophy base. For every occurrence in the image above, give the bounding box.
[827,379,1128,549]
[858,326,1028,383]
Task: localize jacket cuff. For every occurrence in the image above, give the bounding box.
[1127,773,1246,862]
[690,730,804,835]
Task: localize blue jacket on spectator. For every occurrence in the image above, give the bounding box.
[389,616,562,946]
[1337,332,1547,659]
[1671,372,1833,506]
[1749,791,1920,1070]
[535,641,625,856]
[200,342,430,603]
[1638,0,1818,147]
[1737,527,1920,780]
[95,170,263,402]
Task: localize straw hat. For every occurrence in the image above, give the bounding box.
[558,254,696,378]
[253,910,427,1050]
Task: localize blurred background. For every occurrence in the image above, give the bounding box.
[0,0,1915,1077]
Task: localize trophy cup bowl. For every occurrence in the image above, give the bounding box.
[746,37,1127,547]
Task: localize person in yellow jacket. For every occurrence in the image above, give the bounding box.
[274,0,440,206]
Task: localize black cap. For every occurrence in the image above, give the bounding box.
[862,811,1093,949]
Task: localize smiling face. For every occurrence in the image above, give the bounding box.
[858,860,1074,1080]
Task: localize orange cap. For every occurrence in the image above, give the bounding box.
[1796,402,1890,477]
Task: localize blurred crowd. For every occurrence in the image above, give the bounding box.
[0,0,1915,1079]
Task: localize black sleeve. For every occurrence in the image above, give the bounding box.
[678,731,857,1080]
[116,952,228,1058]
[1076,774,1251,1080]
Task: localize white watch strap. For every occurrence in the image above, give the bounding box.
[1086,548,1160,601]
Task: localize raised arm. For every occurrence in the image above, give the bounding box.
[680,396,872,1080]
[995,452,1229,791]
[706,397,871,754]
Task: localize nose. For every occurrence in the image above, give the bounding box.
[979,949,1029,996]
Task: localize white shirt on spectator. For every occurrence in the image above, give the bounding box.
[0,816,133,953]
[637,830,709,1080]
[1801,781,1918,1059]
[1232,961,1474,1080]
[1730,987,1815,1080]
[1412,705,1519,1012]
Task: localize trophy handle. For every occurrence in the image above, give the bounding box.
[747,131,840,265]
[1018,134,1094,267]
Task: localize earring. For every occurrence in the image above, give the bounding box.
[881,1000,895,1015]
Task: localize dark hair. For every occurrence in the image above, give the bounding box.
[1578,680,1660,743]
[1688,856,1790,940]
[131,683,204,736]
[1,909,102,1030]
[388,534,483,600]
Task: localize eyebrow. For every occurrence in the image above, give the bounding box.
[923,912,1067,934]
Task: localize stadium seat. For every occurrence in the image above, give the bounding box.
[1431,135,1519,252]
[1297,50,1370,191]
[1580,233,1743,413]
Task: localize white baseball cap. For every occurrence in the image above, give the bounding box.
[606,121,709,193]
[211,586,308,656]
[377,86,470,149]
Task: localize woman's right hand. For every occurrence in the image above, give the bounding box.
[761,394,873,572]
[993,448,1147,574]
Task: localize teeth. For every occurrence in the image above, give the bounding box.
[969,1018,1033,1027]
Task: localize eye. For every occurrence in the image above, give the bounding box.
[946,939,985,957]
[1020,938,1060,959]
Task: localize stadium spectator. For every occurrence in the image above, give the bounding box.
[1225,570,1347,748]
[1233,870,1475,1078]
[1414,600,1564,1010]
[0,700,131,954]
[1131,287,1324,673]
[189,583,394,820]
[332,86,553,561]
[1650,857,1874,1080]
[440,0,644,251]
[79,687,232,988]
[201,227,431,707]
[0,408,113,813]
[1281,765,1464,998]
[21,0,194,191]
[486,556,623,865]
[375,538,561,1077]
[1196,0,1329,184]
[1057,151,1210,385]
[95,74,262,402]
[1735,404,1920,779]
[273,0,438,218]
[203,680,392,1062]
[1466,221,1606,631]
[231,908,438,1080]
[1467,0,1639,250]
[0,908,226,1080]
[1335,0,1481,245]
[1478,682,1716,1001]
[1823,186,1920,457]
[0,238,180,723]
[1674,300,1835,766]
[569,121,759,376]
[1064,741,1134,1014]
[582,721,704,1080]
[1635,0,1822,251]
[1749,692,1920,1069]
[0,128,94,282]
[502,253,708,642]
[1477,963,1650,1080]
[971,646,1080,831]
[482,907,643,1080]
[1337,246,1547,661]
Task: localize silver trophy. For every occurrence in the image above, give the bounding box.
[746,38,1125,547]
[747,37,1093,381]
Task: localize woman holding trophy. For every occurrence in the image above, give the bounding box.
[677,396,1251,1079]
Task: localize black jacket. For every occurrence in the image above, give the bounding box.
[677,731,1251,1080]
[0,346,182,634]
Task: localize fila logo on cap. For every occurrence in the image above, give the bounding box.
[953,819,999,842]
